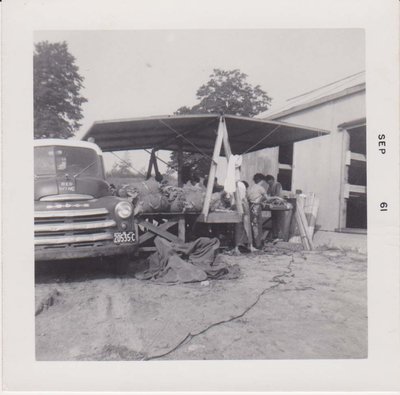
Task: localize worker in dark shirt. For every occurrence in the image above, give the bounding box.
[264,174,282,197]
[203,175,224,193]
[264,174,284,240]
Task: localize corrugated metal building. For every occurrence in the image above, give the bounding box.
[241,71,366,232]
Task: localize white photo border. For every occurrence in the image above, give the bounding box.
[2,0,399,392]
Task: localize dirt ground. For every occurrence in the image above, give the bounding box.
[35,245,367,361]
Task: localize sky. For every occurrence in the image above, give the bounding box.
[34,29,365,174]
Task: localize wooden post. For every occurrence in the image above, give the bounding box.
[152,149,160,177]
[146,151,154,180]
[339,130,350,229]
[178,215,185,242]
[201,117,225,219]
[297,203,314,250]
[177,140,183,187]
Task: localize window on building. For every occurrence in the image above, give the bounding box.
[278,143,293,165]
[277,143,294,191]
[349,125,366,154]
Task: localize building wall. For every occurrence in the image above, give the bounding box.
[241,147,279,183]
[241,90,366,231]
[274,90,365,131]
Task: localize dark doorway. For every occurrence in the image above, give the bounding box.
[349,125,366,154]
[346,194,367,229]
[346,125,367,229]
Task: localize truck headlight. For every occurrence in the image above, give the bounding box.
[115,201,133,219]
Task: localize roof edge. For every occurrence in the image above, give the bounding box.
[338,117,367,130]
[264,82,366,120]
[34,138,104,155]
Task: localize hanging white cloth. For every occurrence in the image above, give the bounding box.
[224,155,242,193]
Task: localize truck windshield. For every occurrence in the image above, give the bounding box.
[34,145,102,178]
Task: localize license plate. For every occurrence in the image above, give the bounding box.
[113,231,135,244]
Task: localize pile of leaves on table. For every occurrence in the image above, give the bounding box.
[115,179,235,215]
[263,197,293,210]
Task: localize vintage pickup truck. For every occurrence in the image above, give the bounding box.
[34,139,137,261]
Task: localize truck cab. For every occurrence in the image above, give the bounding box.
[34,139,137,261]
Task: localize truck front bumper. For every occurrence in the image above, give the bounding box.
[35,241,138,261]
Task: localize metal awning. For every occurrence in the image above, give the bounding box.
[82,114,329,155]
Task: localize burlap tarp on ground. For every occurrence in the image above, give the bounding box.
[135,237,240,284]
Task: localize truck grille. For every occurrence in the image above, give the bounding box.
[34,208,116,249]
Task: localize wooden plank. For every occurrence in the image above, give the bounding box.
[297,204,314,250]
[197,211,243,223]
[137,220,179,243]
[346,150,366,165]
[308,196,319,237]
[298,209,311,250]
[297,194,306,210]
[278,163,292,170]
[293,194,311,248]
[138,212,199,217]
[348,184,367,194]
[343,183,350,199]
[345,150,352,166]
[303,192,315,226]
[344,183,367,198]
[290,193,306,243]
[295,209,310,250]
[178,217,186,242]
[138,247,157,252]
[138,220,178,244]
[202,117,225,218]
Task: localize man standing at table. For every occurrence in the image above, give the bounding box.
[247,173,268,249]
[264,174,284,240]
[264,174,282,197]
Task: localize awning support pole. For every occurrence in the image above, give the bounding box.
[146,149,161,180]
[177,140,183,187]
[146,150,155,180]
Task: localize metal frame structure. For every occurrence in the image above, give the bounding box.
[83,114,328,250]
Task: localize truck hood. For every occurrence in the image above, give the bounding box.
[34,176,112,201]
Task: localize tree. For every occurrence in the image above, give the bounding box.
[170,68,272,178]
[176,68,272,117]
[34,41,88,139]
[108,160,135,178]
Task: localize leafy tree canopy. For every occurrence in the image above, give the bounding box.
[108,159,136,178]
[176,68,272,117]
[170,68,272,178]
[34,41,87,139]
